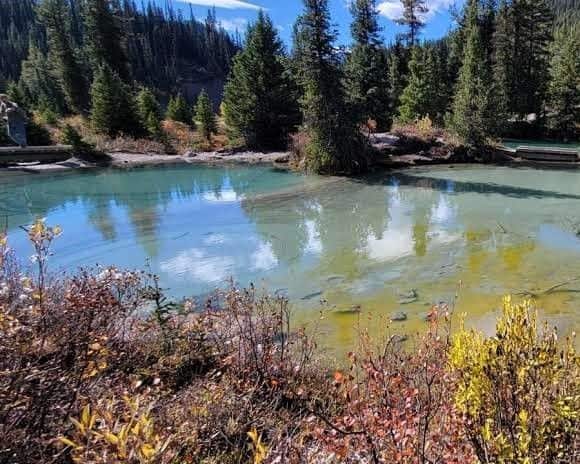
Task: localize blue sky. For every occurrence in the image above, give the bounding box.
[166,0,465,47]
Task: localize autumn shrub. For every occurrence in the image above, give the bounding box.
[0,222,327,463]
[1,221,579,464]
[307,307,474,464]
[449,296,579,464]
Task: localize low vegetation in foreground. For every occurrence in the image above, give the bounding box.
[1,222,578,463]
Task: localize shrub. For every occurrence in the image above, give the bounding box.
[449,296,579,464]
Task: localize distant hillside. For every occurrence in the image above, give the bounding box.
[0,0,240,102]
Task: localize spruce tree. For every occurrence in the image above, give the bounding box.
[165,94,192,125]
[223,11,300,149]
[345,0,391,130]
[547,26,580,138]
[451,0,494,146]
[90,64,141,136]
[398,46,437,123]
[194,89,217,141]
[387,39,408,118]
[511,0,554,119]
[18,44,67,116]
[294,0,367,174]
[396,0,429,46]
[38,0,87,113]
[492,0,513,132]
[83,0,129,80]
[136,87,162,139]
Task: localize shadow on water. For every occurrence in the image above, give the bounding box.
[355,171,580,201]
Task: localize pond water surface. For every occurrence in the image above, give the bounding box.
[1,164,579,351]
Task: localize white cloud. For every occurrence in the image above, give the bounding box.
[220,17,248,32]
[378,0,456,22]
[161,248,235,283]
[177,0,262,10]
[252,242,278,271]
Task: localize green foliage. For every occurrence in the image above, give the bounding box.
[294,0,368,174]
[345,0,391,130]
[90,65,141,137]
[6,81,25,106]
[18,45,67,116]
[83,0,129,80]
[510,0,554,118]
[136,87,163,140]
[194,89,217,142]
[451,0,494,146]
[165,94,192,125]
[450,296,579,464]
[398,47,434,123]
[395,0,428,46]
[27,120,53,146]
[491,0,512,133]
[38,0,87,113]
[547,26,580,139]
[223,11,300,149]
[61,124,97,158]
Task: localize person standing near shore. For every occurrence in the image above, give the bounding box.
[0,94,28,147]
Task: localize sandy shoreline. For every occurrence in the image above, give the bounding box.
[0,150,291,173]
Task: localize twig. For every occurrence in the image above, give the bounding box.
[516,276,580,297]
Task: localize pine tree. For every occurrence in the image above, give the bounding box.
[83,0,129,80]
[547,26,580,138]
[90,64,141,136]
[492,0,513,132]
[38,0,87,113]
[223,11,300,149]
[165,94,192,125]
[294,0,367,174]
[398,46,437,123]
[194,89,217,141]
[345,0,392,130]
[396,0,429,46]
[387,39,408,117]
[511,0,554,119]
[451,0,494,146]
[136,87,162,139]
[18,44,67,115]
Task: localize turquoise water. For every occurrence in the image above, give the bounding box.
[503,138,580,151]
[2,164,580,349]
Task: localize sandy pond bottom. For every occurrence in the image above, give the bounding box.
[2,164,579,353]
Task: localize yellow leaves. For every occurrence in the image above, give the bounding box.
[61,395,170,463]
[248,428,268,464]
[140,443,156,459]
[449,295,580,464]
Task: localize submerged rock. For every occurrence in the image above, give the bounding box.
[398,289,419,304]
[390,311,408,322]
[301,291,323,301]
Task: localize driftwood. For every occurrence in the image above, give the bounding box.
[516,276,580,298]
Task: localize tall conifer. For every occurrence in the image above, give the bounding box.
[396,0,428,46]
[451,0,494,145]
[83,0,129,80]
[194,89,217,142]
[90,64,140,136]
[345,0,391,130]
[38,0,87,113]
[294,0,367,174]
[547,26,580,138]
[223,11,300,149]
